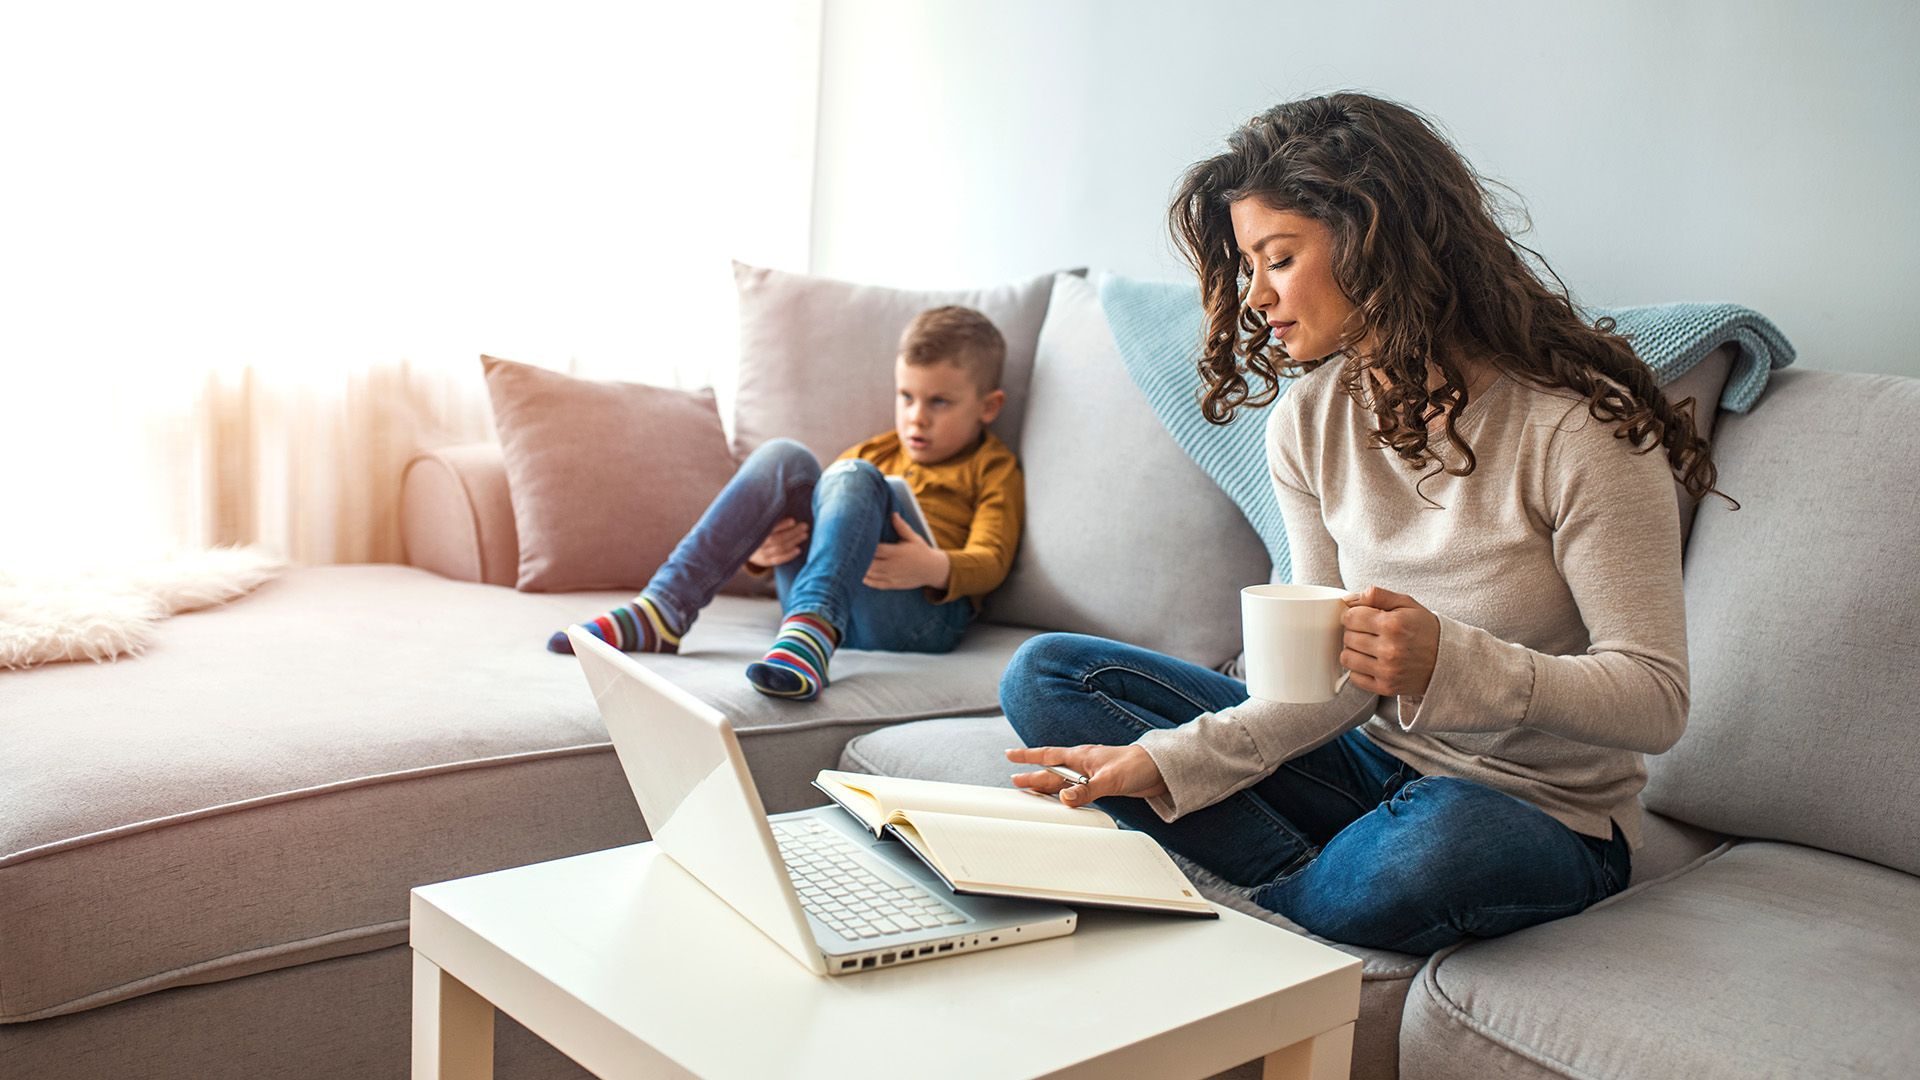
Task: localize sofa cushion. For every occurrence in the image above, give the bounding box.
[1646,368,1920,874]
[1398,841,1920,1079]
[984,273,1270,668]
[481,356,743,593]
[727,262,1063,465]
[840,715,1424,1080]
[0,566,1041,1022]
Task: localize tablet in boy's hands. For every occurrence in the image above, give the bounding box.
[886,476,934,544]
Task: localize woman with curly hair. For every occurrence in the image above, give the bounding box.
[1001,92,1733,953]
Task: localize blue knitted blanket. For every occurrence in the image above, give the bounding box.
[1099,273,1796,577]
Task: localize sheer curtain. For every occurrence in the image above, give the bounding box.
[0,2,820,569]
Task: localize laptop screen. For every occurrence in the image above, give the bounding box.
[567,629,823,973]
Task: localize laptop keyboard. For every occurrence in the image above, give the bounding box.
[771,818,968,941]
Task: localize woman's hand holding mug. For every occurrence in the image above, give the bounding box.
[1339,585,1440,697]
[1242,582,1441,701]
[1006,744,1167,808]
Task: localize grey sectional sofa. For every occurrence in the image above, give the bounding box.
[4,269,1914,1080]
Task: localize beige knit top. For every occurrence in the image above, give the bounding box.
[1135,361,1690,848]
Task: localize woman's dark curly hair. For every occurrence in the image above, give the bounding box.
[1169,91,1734,508]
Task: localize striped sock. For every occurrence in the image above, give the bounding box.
[745,612,838,701]
[547,593,684,655]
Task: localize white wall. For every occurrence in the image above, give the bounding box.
[0,2,820,392]
[812,0,1920,377]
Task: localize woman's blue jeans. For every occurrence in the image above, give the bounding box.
[644,438,974,653]
[999,633,1631,953]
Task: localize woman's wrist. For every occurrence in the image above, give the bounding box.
[1128,744,1170,799]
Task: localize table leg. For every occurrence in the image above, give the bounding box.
[413,951,495,1080]
[1261,1021,1354,1080]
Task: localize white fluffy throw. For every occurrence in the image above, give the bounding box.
[0,546,287,670]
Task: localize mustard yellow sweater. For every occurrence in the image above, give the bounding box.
[833,430,1024,611]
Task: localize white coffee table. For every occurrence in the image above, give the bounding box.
[411,843,1360,1080]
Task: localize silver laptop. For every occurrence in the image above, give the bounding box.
[567,628,1077,976]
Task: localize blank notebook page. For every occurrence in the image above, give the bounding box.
[820,771,1111,829]
[904,811,1200,902]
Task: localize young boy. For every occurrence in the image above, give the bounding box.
[548,305,1025,702]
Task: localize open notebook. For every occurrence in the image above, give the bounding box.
[813,771,1215,918]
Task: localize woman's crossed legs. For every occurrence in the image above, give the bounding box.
[999,632,1627,954]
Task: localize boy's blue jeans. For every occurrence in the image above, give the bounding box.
[1000,633,1632,954]
[644,438,975,652]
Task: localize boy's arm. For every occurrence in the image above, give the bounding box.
[926,450,1024,605]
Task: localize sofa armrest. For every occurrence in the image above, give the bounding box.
[401,443,520,586]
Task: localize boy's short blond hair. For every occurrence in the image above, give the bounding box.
[898,306,1006,393]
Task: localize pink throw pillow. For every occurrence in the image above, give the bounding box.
[482,356,744,593]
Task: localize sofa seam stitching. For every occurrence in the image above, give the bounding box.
[1589,838,1737,913]
[840,741,879,773]
[0,919,409,1024]
[1416,944,1598,1080]
[0,743,617,868]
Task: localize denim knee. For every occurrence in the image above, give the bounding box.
[820,457,883,480]
[816,457,886,500]
[745,437,821,481]
[1000,633,1097,746]
[1000,633,1068,704]
[1262,777,1561,952]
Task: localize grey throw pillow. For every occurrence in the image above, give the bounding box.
[984,273,1270,668]
[726,262,1065,465]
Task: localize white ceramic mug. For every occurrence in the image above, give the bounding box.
[1241,583,1353,703]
